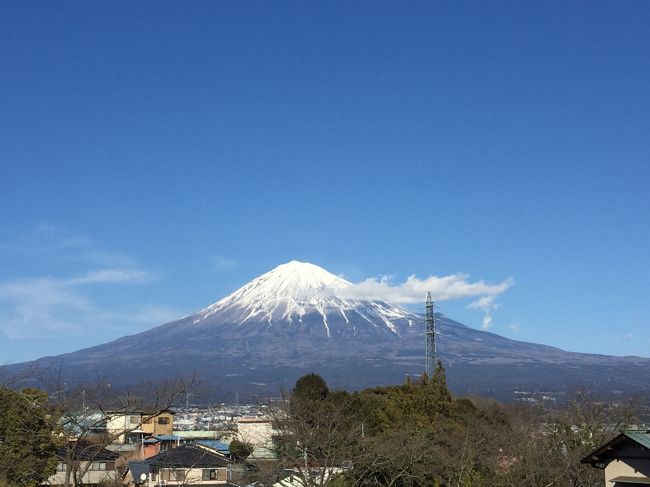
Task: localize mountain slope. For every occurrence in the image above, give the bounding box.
[5,261,650,401]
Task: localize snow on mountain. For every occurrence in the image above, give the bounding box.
[192,260,415,337]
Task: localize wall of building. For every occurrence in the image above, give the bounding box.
[106,413,143,444]
[237,419,273,446]
[48,461,116,486]
[142,411,174,436]
[237,418,277,460]
[605,459,650,486]
[147,467,228,485]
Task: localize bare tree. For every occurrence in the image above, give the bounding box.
[247,388,364,487]
[496,390,637,487]
[27,364,197,487]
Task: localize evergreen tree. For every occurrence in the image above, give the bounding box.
[293,373,329,402]
[0,386,60,487]
[230,438,254,460]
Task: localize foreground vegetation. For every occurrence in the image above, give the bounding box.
[0,362,638,486]
[253,362,636,487]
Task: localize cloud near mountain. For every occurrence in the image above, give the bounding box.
[330,272,514,304]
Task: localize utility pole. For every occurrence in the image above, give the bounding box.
[425,292,436,378]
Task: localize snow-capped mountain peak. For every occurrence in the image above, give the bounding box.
[243,260,352,298]
[192,261,414,337]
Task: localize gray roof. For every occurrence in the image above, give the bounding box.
[127,461,150,482]
[147,445,230,468]
[581,430,650,467]
[609,477,650,484]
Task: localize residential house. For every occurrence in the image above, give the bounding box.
[106,410,146,445]
[142,409,175,437]
[581,429,650,486]
[44,442,119,486]
[106,409,175,445]
[125,445,243,486]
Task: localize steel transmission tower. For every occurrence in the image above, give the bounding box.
[425,292,436,378]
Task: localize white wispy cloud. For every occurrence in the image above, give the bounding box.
[468,294,502,329]
[64,268,157,285]
[614,333,633,342]
[0,226,171,342]
[336,273,512,303]
[0,224,135,267]
[0,269,164,340]
[508,323,521,334]
[209,254,238,272]
[334,272,513,330]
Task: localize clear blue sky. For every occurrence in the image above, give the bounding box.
[1,1,649,364]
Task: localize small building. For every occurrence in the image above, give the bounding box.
[125,445,241,486]
[142,409,175,437]
[581,429,650,486]
[237,417,277,460]
[106,409,175,445]
[45,442,119,486]
[105,410,146,445]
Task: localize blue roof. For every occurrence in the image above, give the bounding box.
[152,434,182,441]
[197,439,230,454]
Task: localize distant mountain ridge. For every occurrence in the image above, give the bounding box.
[4,261,650,402]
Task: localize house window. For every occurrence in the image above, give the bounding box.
[162,469,186,481]
[202,469,217,480]
[157,417,169,425]
[90,462,107,471]
[171,469,186,481]
[202,469,225,481]
[57,462,66,472]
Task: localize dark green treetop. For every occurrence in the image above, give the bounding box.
[0,386,61,487]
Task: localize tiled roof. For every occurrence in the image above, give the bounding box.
[623,430,650,450]
[56,442,119,461]
[147,445,230,468]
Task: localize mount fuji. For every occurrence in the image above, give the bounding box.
[193,261,415,338]
[5,261,650,401]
